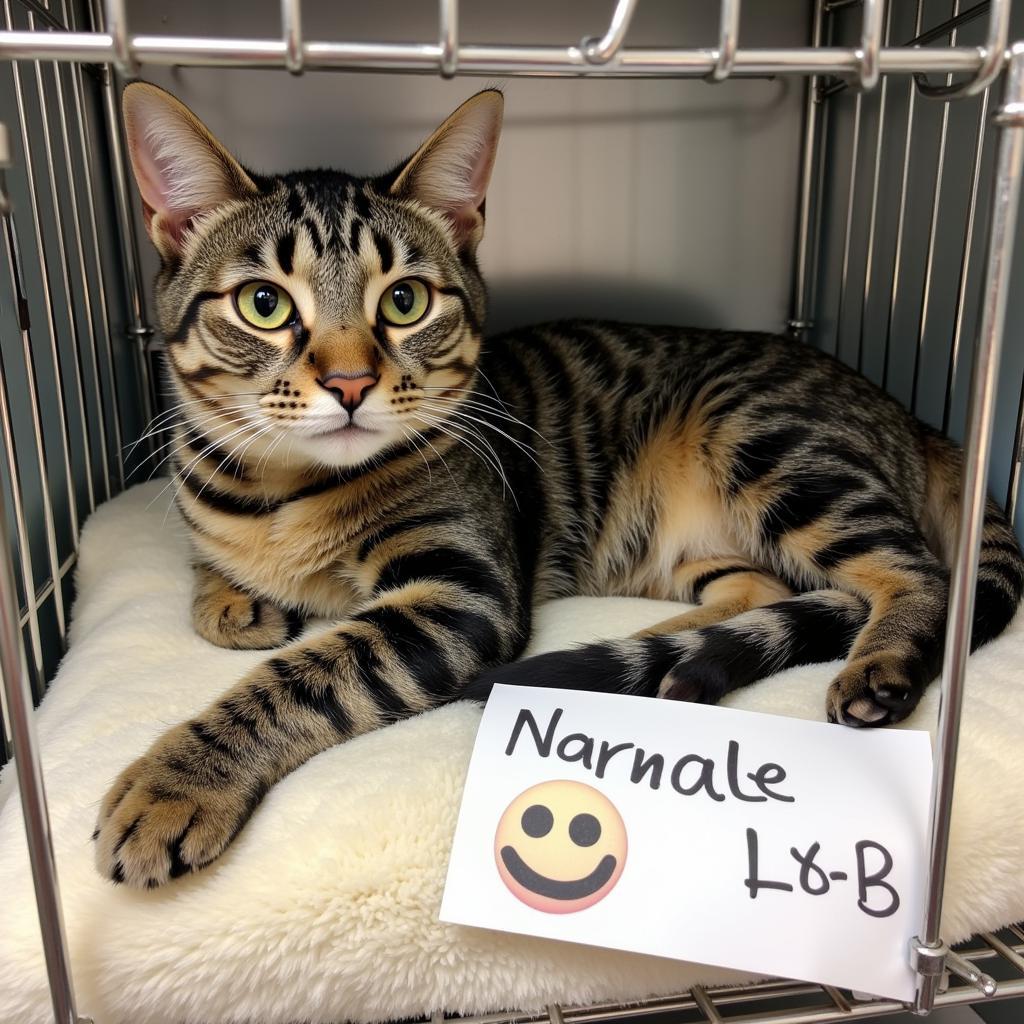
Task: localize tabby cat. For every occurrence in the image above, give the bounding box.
[94,83,1024,888]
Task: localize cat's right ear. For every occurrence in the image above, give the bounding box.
[390,89,503,252]
[122,82,257,261]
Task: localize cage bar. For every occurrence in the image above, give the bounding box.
[834,88,862,358]
[881,0,923,391]
[944,86,990,436]
[437,0,457,77]
[910,4,960,416]
[0,116,49,698]
[0,471,83,1024]
[281,0,301,74]
[786,0,825,336]
[426,930,1024,1024]
[70,78,126,493]
[856,0,884,91]
[580,0,637,66]
[912,38,1024,1015]
[0,32,1001,78]
[1008,376,1024,521]
[856,0,892,373]
[706,0,739,82]
[4,4,73,652]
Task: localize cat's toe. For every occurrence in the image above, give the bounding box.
[826,654,923,728]
[658,655,728,704]
[93,733,261,887]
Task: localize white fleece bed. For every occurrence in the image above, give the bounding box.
[2,482,1023,1024]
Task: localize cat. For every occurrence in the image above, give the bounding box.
[93,83,1024,888]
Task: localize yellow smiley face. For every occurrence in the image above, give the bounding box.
[494,780,628,914]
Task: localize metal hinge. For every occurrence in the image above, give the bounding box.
[910,937,997,1015]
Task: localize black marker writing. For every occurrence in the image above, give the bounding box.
[744,830,901,919]
[855,840,900,918]
[744,827,794,898]
[504,707,794,803]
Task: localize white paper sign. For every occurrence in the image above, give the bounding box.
[440,685,933,1002]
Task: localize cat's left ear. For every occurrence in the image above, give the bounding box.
[390,90,503,251]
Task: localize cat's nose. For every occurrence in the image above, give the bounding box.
[320,371,378,413]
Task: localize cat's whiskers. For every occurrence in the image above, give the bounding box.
[124,392,263,458]
[419,399,543,471]
[407,425,458,486]
[417,386,532,421]
[141,407,264,480]
[190,424,278,510]
[129,404,263,475]
[419,386,518,421]
[145,419,255,514]
[151,414,263,516]
[474,366,507,406]
[160,418,264,520]
[254,427,291,483]
[414,410,517,506]
[399,426,434,484]
[418,392,547,445]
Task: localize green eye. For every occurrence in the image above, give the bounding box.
[235,281,295,330]
[379,278,430,327]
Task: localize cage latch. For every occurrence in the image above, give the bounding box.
[909,937,996,1014]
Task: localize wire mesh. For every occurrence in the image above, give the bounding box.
[416,927,1024,1024]
[0,0,139,765]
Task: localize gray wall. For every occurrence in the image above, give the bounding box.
[128,0,810,336]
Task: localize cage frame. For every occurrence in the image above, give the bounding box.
[1,1,1023,1022]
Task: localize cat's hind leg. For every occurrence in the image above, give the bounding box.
[658,590,868,703]
[464,583,865,706]
[636,558,792,636]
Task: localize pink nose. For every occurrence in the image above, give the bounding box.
[321,372,378,412]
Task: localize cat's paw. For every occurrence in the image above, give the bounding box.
[657,635,737,704]
[825,653,924,727]
[657,659,727,704]
[192,585,298,650]
[93,726,262,888]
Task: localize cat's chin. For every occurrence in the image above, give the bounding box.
[285,424,399,470]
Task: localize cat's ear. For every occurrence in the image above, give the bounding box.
[122,82,257,260]
[390,89,503,251]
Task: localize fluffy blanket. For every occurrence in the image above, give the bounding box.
[1,482,1023,1024]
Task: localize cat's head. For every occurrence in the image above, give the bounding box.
[123,83,502,471]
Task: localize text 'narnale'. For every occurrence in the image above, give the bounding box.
[504,707,796,804]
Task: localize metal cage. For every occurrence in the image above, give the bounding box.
[2,1,1024,1022]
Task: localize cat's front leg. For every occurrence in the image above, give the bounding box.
[191,563,302,650]
[94,571,518,887]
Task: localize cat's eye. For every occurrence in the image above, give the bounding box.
[235,281,295,331]
[378,278,431,327]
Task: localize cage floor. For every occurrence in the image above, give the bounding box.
[426,927,1024,1024]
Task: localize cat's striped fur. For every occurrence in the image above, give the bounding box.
[94,84,1024,888]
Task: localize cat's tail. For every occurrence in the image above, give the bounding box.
[921,431,1024,649]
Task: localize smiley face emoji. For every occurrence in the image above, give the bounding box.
[494,780,627,914]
